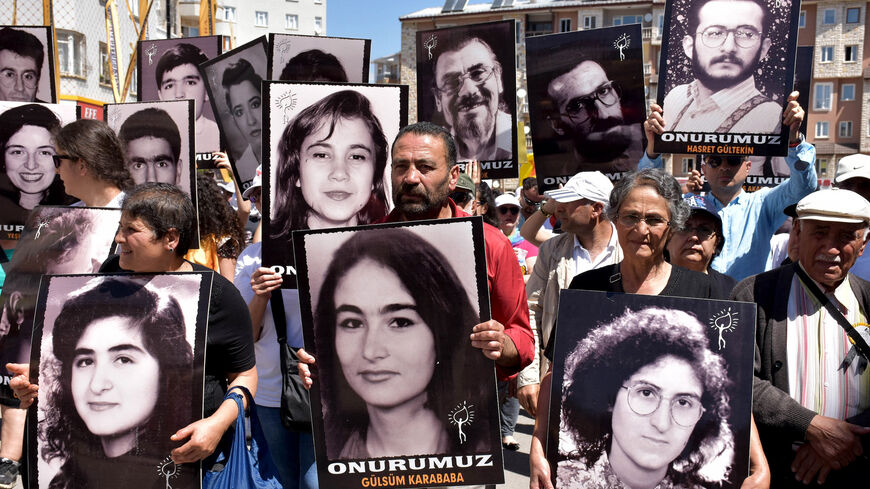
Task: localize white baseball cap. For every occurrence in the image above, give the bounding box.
[495,193,521,208]
[835,154,870,184]
[544,171,613,204]
[796,189,870,224]
[241,165,262,200]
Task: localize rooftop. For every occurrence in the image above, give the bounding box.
[400,0,658,20]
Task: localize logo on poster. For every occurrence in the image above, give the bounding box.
[613,33,630,61]
[276,91,299,124]
[448,401,475,444]
[424,35,438,61]
[155,456,181,489]
[146,43,158,65]
[709,306,738,351]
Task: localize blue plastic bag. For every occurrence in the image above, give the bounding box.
[202,386,283,489]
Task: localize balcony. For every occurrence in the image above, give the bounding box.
[642,27,651,41]
[643,63,652,76]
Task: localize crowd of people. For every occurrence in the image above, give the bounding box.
[0,52,867,489]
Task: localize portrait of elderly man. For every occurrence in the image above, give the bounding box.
[426,31,513,162]
[662,0,783,133]
[0,27,47,103]
[545,59,644,173]
[732,189,870,487]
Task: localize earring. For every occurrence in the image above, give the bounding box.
[168,247,174,252]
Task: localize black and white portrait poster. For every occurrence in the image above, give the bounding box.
[416,20,517,179]
[0,25,57,103]
[654,0,800,157]
[0,102,80,240]
[268,34,371,83]
[137,36,222,160]
[0,206,122,401]
[526,25,646,189]
[27,272,210,489]
[262,81,407,289]
[104,100,196,196]
[199,36,268,190]
[294,218,503,488]
[743,46,813,192]
[548,290,756,488]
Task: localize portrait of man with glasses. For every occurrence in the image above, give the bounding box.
[526,25,646,187]
[416,21,517,174]
[661,0,787,134]
[0,27,54,103]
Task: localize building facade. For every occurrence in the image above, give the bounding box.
[400,0,870,181]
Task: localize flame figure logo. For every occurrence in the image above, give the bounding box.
[145,44,158,65]
[424,35,438,60]
[448,401,475,444]
[709,307,738,351]
[613,34,631,61]
[156,456,180,489]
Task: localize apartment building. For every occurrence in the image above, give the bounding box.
[373,51,401,84]
[400,0,870,180]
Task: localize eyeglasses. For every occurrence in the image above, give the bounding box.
[498,206,520,216]
[0,68,38,90]
[521,194,541,208]
[248,191,261,204]
[704,156,744,168]
[617,213,671,229]
[52,154,74,168]
[555,81,620,125]
[435,65,496,95]
[621,384,705,427]
[676,224,717,240]
[697,26,763,49]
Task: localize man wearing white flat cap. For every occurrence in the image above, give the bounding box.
[835,154,870,281]
[732,188,870,487]
[516,171,622,415]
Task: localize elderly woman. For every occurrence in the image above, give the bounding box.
[666,195,737,297]
[8,183,257,475]
[529,169,770,489]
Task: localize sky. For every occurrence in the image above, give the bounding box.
[327,0,441,61]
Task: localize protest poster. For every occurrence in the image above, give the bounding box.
[0,206,122,401]
[268,33,370,83]
[137,36,222,161]
[294,218,504,488]
[199,36,268,190]
[548,290,756,488]
[0,102,79,240]
[28,272,210,489]
[526,25,646,189]
[262,81,407,288]
[654,0,801,157]
[0,26,57,103]
[416,20,517,179]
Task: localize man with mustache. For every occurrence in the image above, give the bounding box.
[546,60,643,172]
[662,0,782,133]
[431,37,512,161]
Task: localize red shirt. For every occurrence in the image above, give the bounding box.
[378,200,534,380]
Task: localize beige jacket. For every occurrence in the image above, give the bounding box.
[517,228,622,389]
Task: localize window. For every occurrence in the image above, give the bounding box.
[613,15,643,26]
[515,21,522,43]
[815,121,830,138]
[842,84,856,101]
[818,159,828,176]
[681,157,695,174]
[814,83,833,110]
[560,18,571,32]
[847,7,861,23]
[315,16,323,33]
[286,14,298,30]
[799,11,806,28]
[130,0,138,16]
[583,16,597,30]
[99,42,110,86]
[128,66,138,96]
[840,121,853,138]
[222,36,233,52]
[821,46,834,63]
[845,45,858,62]
[823,8,836,24]
[56,30,85,77]
[219,6,236,22]
[255,11,268,27]
[314,0,322,3]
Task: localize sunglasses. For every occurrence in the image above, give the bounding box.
[52,154,74,168]
[704,156,744,168]
[498,206,520,216]
[248,191,260,204]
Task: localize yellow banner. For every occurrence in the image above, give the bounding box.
[199,0,216,36]
[517,120,535,181]
[120,0,153,102]
[105,0,124,103]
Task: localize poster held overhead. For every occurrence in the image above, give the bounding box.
[0,26,57,103]
[268,33,371,83]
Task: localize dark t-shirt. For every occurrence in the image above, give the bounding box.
[708,267,738,299]
[544,263,719,360]
[99,256,256,416]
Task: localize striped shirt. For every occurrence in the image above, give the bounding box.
[786,271,870,419]
[662,76,782,133]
